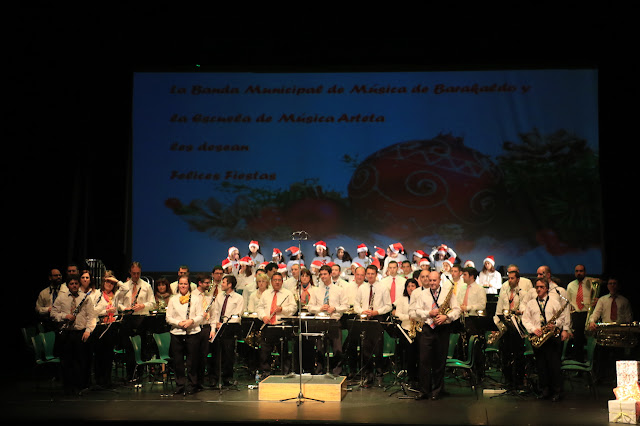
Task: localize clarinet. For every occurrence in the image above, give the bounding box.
[123,285,142,315]
[59,290,93,334]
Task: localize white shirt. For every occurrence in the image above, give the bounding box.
[589,294,633,324]
[394,295,412,330]
[307,282,349,320]
[116,279,155,315]
[455,281,487,316]
[478,270,502,294]
[380,274,406,305]
[566,277,598,313]
[354,281,392,316]
[257,287,297,323]
[521,295,570,334]
[211,291,244,325]
[51,289,96,334]
[166,292,203,335]
[409,282,461,327]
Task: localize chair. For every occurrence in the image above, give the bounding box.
[446,335,478,398]
[129,335,169,391]
[40,331,59,361]
[447,333,460,359]
[30,333,61,389]
[561,336,597,398]
[153,332,174,386]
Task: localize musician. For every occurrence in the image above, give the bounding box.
[170,265,197,294]
[502,264,533,293]
[210,265,225,300]
[35,268,64,331]
[410,270,460,400]
[521,279,570,402]
[448,264,464,297]
[400,260,415,279]
[522,265,568,309]
[566,264,597,362]
[393,278,419,389]
[111,261,155,380]
[283,262,300,292]
[91,270,120,389]
[256,272,297,378]
[210,274,244,386]
[493,270,526,390]
[381,261,406,307]
[330,263,349,288]
[308,265,349,375]
[352,265,392,385]
[458,267,487,317]
[166,276,204,396]
[247,272,270,312]
[153,276,173,311]
[193,273,214,390]
[51,274,96,395]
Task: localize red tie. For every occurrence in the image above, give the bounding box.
[611,296,617,322]
[390,277,396,304]
[463,285,471,307]
[576,281,584,310]
[131,284,137,305]
[220,294,229,322]
[270,291,278,324]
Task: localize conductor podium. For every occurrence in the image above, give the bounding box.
[258,374,347,401]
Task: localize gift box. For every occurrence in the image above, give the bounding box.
[617,361,640,387]
[608,399,640,424]
[615,383,640,401]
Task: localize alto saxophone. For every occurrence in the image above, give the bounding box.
[408,318,424,338]
[529,295,570,348]
[488,309,511,345]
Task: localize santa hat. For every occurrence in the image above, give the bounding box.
[437,244,448,254]
[356,243,368,253]
[335,246,345,252]
[286,246,300,254]
[413,250,426,259]
[259,261,270,269]
[420,258,431,267]
[272,248,282,257]
[444,257,455,267]
[326,261,335,267]
[389,242,404,254]
[277,263,288,273]
[373,246,386,259]
[239,256,254,266]
[311,260,323,269]
[228,246,239,257]
[352,261,364,268]
[249,240,260,250]
[371,258,381,269]
[463,260,475,268]
[314,241,327,251]
[221,258,232,269]
[484,256,495,266]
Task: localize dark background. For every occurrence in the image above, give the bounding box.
[9,5,636,362]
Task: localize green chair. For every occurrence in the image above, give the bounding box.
[40,331,58,361]
[31,333,61,389]
[129,335,169,390]
[560,336,597,398]
[447,333,460,359]
[446,335,478,398]
[152,332,174,387]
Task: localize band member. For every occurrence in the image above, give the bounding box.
[588,276,633,327]
[381,260,406,307]
[110,261,155,380]
[210,265,225,300]
[91,270,120,389]
[566,264,596,362]
[51,274,96,395]
[210,274,244,386]
[409,270,460,400]
[166,276,204,396]
[35,268,64,331]
[193,273,214,390]
[393,278,420,389]
[170,265,197,294]
[308,265,349,375]
[521,279,570,402]
[256,272,297,378]
[458,267,487,317]
[352,265,392,385]
[492,269,526,389]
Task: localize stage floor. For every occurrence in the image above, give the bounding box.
[6,366,618,425]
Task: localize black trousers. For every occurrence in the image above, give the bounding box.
[91,323,118,387]
[532,336,563,395]
[60,330,91,393]
[418,324,450,397]
[397,331,419,384]
[170,333,200,392]
[499,329,525,388]
[569,312,588,361]
[211,323,240,381]
[197,325,212,385]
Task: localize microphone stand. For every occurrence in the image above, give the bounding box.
[281,231,324,405]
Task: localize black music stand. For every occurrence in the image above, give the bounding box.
[489,315,527,399]
[346,317,384,390]
[211,315,240,393]
[385,319,417,399]
[305,316,340,379]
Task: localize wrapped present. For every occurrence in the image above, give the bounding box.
[617,361,640,387]
[608,399,640,424]
[615,383,640,401]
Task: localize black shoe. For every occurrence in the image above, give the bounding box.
[172,388,185,396]
[414,392,428,400]
[551,394,562,402]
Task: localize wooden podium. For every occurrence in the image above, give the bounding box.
[258,375,347,402]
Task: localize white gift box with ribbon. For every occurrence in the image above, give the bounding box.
[608,399,640,424]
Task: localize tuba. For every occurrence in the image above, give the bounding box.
[529,295,570,348]
[584,279,601,333]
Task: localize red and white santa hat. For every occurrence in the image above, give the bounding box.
[420,258,431,267]
[373,246,386,259]
[484,256,495,267]
[272,248,282,257]
[356,243,368,253]
[389,242,404,254]
[228,246,239,257]
[221,258,232,269]
[463,260,475,268]
[259,261,270,269]
[277,263,288,273]
[444,257,455,267]
[352,261,364,268]
[371,257,381,269]
[314,241,327,251]
[249,240,260,250]
[437,244,448,255]
[412,250,425,259]
[311,260,324,269]
[239,256,254,266]
[285,246,300,256]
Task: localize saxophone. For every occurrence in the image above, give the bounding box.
[529,295,570,348]
[488,310,510,345]
[408,319,424,338]
[438,284,455,315]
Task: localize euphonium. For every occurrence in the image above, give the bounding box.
[584,279,601,333]
[529,296,571,348]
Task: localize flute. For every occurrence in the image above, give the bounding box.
[260,295,290,331]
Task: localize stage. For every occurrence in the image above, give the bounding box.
[6,367,618,425]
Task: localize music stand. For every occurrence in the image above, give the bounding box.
[346,317,384,389]
[489,315,527,399]
[385,319,418,399]
[280,230,325,405]
[211,315,240,393]
[305,316,340,379]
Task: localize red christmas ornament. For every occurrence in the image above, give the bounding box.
[347,134,502,235]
